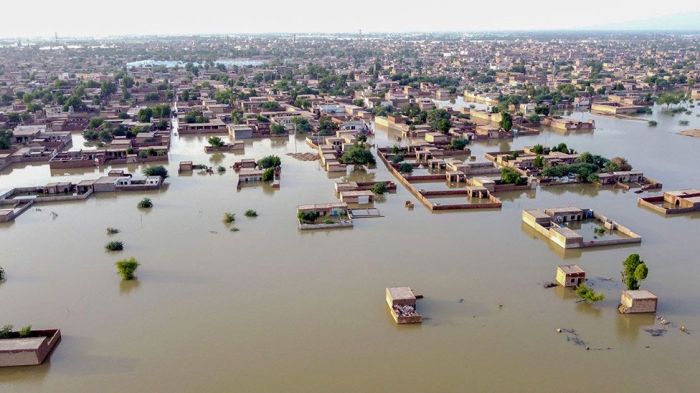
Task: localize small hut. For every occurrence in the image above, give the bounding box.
[555,264,586,288]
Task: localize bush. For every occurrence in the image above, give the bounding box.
[398,163,413,174]
[143,166,168,178]
[390,154,405,164]
[115,258,140,280]
[500,167,526,185]
[0,325,12,338]
[245,209,258,217]
[262,168,275,181]
[576,284,605,303]
[223,212,236,224]
[340,145,376,166]
[138,198,153,209]
[648,120,658,127]
[230,226,240,232]
[370,182,388,195]
[105,241,124,251]
[298,211,320,224]
[217,166,226,173]
[257,155,281,169]
[208,136,225,147]
[449,138,469,150]
[106,227,120,235]
[19,325,32,337]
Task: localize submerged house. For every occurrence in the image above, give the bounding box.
[618,290,658,314]
[639,189,700,215]
[556,264,586,288]
[385,287,422,324]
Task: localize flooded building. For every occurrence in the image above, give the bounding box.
[556,264,586,287]
[385,287,422,324]
[618,290,658,314]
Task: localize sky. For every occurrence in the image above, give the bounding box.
[2,0,700,38]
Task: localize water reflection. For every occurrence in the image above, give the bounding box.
[615,313,657,343]
[119,279,141,295]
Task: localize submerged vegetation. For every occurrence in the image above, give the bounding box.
[115,258,140,280]
[245,209,258,217]
[105,241,124,251]
[223,212,236,224]
[137,198,153,209]
[576,284,605,303]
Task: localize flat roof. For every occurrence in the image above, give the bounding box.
[340,190,374,197]
[387,287,416,301]
[623,290,658,300]
[558,264,585,274]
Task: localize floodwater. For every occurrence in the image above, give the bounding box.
[1,103,700,392]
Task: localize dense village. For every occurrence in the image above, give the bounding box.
[1,32,699,385]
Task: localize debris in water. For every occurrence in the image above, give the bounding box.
[457,298,464,303]
[644,328,667,337]
[543,281,557,288]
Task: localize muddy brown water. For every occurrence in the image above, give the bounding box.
[1,104,700,392]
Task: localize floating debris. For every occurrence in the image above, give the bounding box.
[457,298,464,303]
[286,152,319,161]
[644,328,667,337]
[543,281,557,288]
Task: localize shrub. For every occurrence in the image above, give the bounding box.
[223,212,236,224]
[106,227,120,235]
[19,325,32,337]
[0,266,5,281]
[398,163,413,174]
[370,182,388,195]
[576,284,605,303]
[298,211,320,224]
[230,226,240,232]
[390,154,405,164]
[138,198,153,209]
[208,136,225,147]
[0,325,12,338]
[115,258,140,280]
[340,145,376,166]
[143,165,168,178]
[262,168,275,181]
[648,120,658,127]
[105,241,124,251]
[500,167,526,185]
[257,155,281,169]
[217,166,226,173]
[245,209,258,217]
[449,138,470,150]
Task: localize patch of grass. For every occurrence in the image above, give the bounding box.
[115,257,140,280]
[244,209,258,217]
[105,241,124,251]
[19,325,32,337]
[0,325,12,338]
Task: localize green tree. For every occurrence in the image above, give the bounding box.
[398,163,413,173]
[500,167,525,185]
[137,108,153,122]
[622,254,648,290]
[257,155,281,169]
[370,182,388,195]
[340,145,376,166]
[208,136,225,147]
[261,167,275,181]
[143,166,168,178]
[500,112,513,131]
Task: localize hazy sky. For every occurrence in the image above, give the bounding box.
[2,0,700,38]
